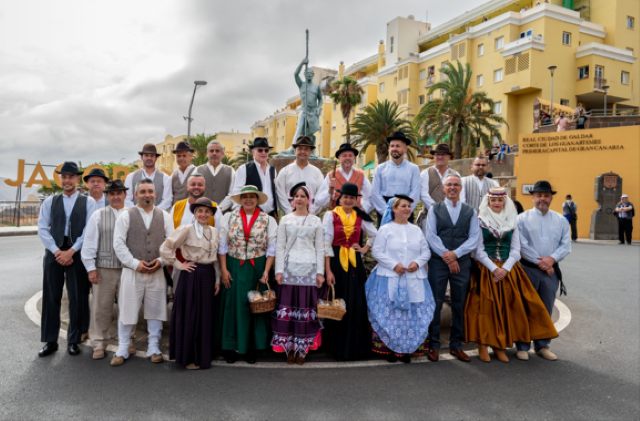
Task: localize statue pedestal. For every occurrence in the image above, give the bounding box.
[589,172,622,240]
[269,157,332,176]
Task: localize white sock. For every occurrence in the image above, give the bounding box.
[146,319,163,356]
[115,322,133,358]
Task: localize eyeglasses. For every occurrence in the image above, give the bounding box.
[434,153,448,157]
[444,183,461,188]
[255,148,269,153]
[473,164,488,167]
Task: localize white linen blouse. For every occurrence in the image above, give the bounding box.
[275,213,324,277]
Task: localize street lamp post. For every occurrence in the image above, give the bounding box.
[184,80,208,143]
[602,85,610,117]
[548,65,557,123]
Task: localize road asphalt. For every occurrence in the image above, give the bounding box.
[0,236,638,420]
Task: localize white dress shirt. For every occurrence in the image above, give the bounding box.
[113,206,174,270]
[93,194,108,209]
[424,199,480,258]
[473,225,521,272]
[275,162,325,215]
[124,169,173,211]
[314,167,373,213]
[420,167,466,210]
[229,163,276,214]
[371,158,421,214]
[37,192,97,253]
[517,208,571,263]
[81,206,127,272]
[322,210,377,256]
[174,165,195,184]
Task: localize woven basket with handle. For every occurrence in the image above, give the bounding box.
[317,285,346,321]
[249,281,276,314]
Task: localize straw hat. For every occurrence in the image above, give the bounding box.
[230,185,269,206]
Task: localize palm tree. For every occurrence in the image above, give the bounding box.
[349,99,417,164]
[329,76,365,143]
[414,61,507,160]
[189,133,217,166]
[233,141,278,167]
[221,155,238,169]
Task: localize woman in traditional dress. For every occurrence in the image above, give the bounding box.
[323,182,377,361]
[365,195,435,363]
[465,187,558,363]
[216,185,277,364]
[271,182,325,365]
[160,197,220,370]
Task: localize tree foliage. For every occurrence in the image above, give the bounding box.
[189,133,218,166]
[329,76,364,142]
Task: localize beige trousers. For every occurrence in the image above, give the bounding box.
[89,267,122,351]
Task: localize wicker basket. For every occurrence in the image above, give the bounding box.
[248,282,277,314]
[317,285,346,321]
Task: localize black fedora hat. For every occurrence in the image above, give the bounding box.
[530,180,557,195]
[386,131,412,145]
[138,143,161,157]
[429,143,454,157]
[250,137,274,150]
[189,197,218,214]
[104,179,128,192]
[172,141,194,153]
[83,168,110,183]
[291,136,316,150]
[394,194,414,203]
[335,142,359,158]
[55,161,83,175]
[337,182,362,197]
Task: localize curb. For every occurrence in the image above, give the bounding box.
[25,290,572,369]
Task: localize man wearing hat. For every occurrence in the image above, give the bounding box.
[171,141,196,204]
[194,140,235,212]
[516,180,571,361]
[83,168,111,208]
[615,194,634,245]
[37,162,97,357]
[112,178,174,366]
[424,174,479,363]
[275,136,325,215]
[228,137,278,218]
[124,143,173,211]
[420,143,466,212]
[371,131,421,227]
[81,179,131,360]
[315,142,372,212]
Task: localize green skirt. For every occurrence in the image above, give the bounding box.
[215,255,270,354]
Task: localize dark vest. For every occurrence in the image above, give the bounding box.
[171,166,195,204]
[245,162,277,213]
[50,194,88,249]
[125,207,165,262]
[480,227,513,262]
[196,164,233,205]
[431,201,474,261]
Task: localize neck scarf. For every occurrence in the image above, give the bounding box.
[333,206,357,272]
[240,207,260,266]
[477,194,518,238]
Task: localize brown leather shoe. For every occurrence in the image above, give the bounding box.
[150,353,164,363]
[450,349,471,362]
[286,353,296,365]
[110,355,126,366]
[295,355,306,366]
[493,348,509,363]
[478,344,490,362]
[92,349,105,360]
[427,349,439,362]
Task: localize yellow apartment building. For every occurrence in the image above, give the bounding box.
[156,134,187,174]
[214,130,252,159]
[249,0,638,169]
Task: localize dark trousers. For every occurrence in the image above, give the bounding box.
[41,243,90,344]
[569,217,577,240]
[618,219,633,244]
[427,257,471,351]
[516,265,559,352]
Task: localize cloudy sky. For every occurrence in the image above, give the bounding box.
[0,0,486,180]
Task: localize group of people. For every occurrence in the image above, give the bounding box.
[37,132,571,369]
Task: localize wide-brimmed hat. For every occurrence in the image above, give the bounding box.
[530,180,557,195]
[250,137,274,150]
[230,185,269,206]
[291,136,316,150]
[394,194,414,203]
[138,143,161,157]
[83,168,110,183]
[337,182,362,197]
[429,143,454,157]
[189,197,217,214]
[104,179,128,192]
[386,131,411,145]
[55,162,83,175]
[335,142,359,158]
[172,141,194,153]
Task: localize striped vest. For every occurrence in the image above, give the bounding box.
[96,206,121,269]
[461,176,494,212]
[427,166,460,205]
[171,166,195,205]
[131,169,165,207]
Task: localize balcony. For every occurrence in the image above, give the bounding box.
[593,77,607,93]
[424,74,435,88]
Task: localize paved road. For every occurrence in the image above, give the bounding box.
[0,236,638,420]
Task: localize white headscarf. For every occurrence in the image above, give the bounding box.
[477,189,518,238]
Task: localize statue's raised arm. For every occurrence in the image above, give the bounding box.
[294,57,309,89]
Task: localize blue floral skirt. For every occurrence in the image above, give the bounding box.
[365,268,436,355]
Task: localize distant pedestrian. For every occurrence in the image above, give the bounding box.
[562,194,578,242]
[556,112,572,132]
[497,140,510,163]
[615,195,634,245]
[575,111,588,130]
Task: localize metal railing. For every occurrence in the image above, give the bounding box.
[0,201,41,227]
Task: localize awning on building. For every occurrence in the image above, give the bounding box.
[420,133,449,145]
[361,160,375,170]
